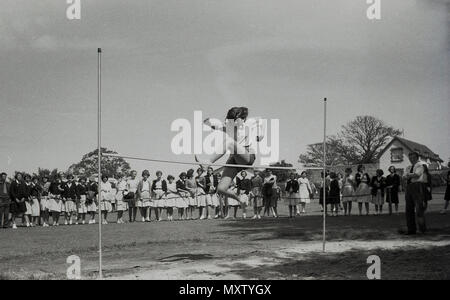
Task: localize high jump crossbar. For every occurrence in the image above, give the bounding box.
[103,153,325,171]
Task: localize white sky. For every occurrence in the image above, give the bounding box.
[1,0,449,177]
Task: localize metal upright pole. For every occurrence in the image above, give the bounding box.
[97,48,103,279]
[322,98,327,253]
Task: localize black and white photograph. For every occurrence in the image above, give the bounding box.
[0,0,449,283]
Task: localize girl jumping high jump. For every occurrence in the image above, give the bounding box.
[195,107,265,203]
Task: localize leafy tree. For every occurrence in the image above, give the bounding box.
[299,116,402,166]
[299,136,358,167]
[32,168,60,181]
[339,116,402,163]
[67,148,131,178]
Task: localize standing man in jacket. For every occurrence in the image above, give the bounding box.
[0,172,11,228]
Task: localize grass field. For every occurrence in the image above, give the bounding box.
[0,189,449,280]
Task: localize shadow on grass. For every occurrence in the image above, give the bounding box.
[213,212,450,243]
[159,253,215,262]
[226,244,450,280]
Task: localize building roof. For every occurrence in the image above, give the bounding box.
[379,136,443,162]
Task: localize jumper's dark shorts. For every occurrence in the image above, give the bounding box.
[222,153,256,179]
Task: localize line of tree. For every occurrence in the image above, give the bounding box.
[299,115,403,167]
[9,148,131,181]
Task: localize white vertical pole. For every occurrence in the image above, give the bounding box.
[322,98,327,253]
[97,48,103,279]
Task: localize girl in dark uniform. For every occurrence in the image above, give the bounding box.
[328,172,341,216]
[9,173,28,229]
[385,166,401,215]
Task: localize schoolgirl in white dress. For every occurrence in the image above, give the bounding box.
[76,177,88,224]
[115,175,128,224]
[195,168,208,219]
[100,175,113,224]
[341,168,356,216]
[136,170,152,222]
[126,170,139,222]
[165,175,177,221]
[225,182,240,219]
[152,171,167,222]
[29,177,41,226]
[185,169,198,220]
[48,177,64,226]
[176,173,189,220]
[40,177,51,227]
[86,177,98,224]
[205,167,220,218]
[356,173,371,215]
[297,172,312,215]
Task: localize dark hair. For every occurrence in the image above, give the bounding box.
[345,168,352,174]
[301,171,307,176]
[0,172,6,177]
[330,172,337,179]
[142,170,150,177]
[167,175,175,180]
[376,169,384,176]
[388,166,396,173]
[24,174,32,180]
[156,170,162,176]
[179,172,187,178]
[186,169,195,178]
[241,171,247,176]
[357,164,364,172]
[226,107,248,121]
[101,174,109,181]
[197,168,203,173]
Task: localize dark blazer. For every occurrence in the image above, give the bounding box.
[371,176,386,197]
[385,174,400,193]
[30,183,42,199]
[63,182,78,200]
[151,179,167,192]
[87,182,98,193]
[49,181,64,195]
[176,179,188,191]
[204,174,219,193]
[237,177,252,194]
[10,180,29,202]
[76,184,87,199]
[285,179,300,193]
